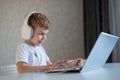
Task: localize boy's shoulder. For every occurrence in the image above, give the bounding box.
[18,42,44,49]
[19,42,28,47]
[18,42,31,49]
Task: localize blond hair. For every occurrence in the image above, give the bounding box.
[28,13,51,30]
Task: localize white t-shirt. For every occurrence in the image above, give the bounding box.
[16,42,50,66]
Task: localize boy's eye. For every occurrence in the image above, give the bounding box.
[38,32,47,36]
[39,33,46,36]
[40,33,44,35]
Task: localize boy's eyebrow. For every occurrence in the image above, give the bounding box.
[38,32,46,35]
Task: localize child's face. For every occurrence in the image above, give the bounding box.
[31,27,49,46]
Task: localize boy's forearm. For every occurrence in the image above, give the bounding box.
[17,66,49,73]
[17,63,50,73]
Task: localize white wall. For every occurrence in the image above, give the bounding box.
[0,0,84,65]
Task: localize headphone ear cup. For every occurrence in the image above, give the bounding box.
[21,11,36,39]
[21,25,32,39]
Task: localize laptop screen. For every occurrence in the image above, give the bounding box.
[81,32,119,73]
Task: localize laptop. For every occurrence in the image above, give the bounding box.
[45,32,119,73]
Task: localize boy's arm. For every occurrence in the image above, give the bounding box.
[16,62,52,73]
[16,61,67,73]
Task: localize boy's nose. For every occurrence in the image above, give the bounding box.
[41,36,46,40]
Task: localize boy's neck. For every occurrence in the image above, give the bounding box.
[25,39,36,47]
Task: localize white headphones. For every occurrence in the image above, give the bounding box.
[21,11,36,39]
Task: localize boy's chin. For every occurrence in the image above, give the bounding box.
[36,42,42,46]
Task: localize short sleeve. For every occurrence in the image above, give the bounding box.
[16,44,29,64]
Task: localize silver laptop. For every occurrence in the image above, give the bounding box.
[46,32,119,73]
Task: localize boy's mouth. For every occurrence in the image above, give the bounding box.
[38,40,42,44]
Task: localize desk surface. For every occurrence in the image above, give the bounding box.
[0,63,120,80]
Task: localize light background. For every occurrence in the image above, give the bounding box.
[0,0,84,65]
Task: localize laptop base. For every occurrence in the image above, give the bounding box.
[45,67,82,73]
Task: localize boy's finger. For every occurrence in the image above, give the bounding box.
[75,58,83,66]
[53,62,68,69]
[56,60,67,64]
[59,63,68,68]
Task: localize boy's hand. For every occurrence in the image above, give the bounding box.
[64,58,84,68]
[74,58,84,67]
[48,60,68,70]
[48,58,84,70]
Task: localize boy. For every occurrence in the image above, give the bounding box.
[16,12,83,73]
